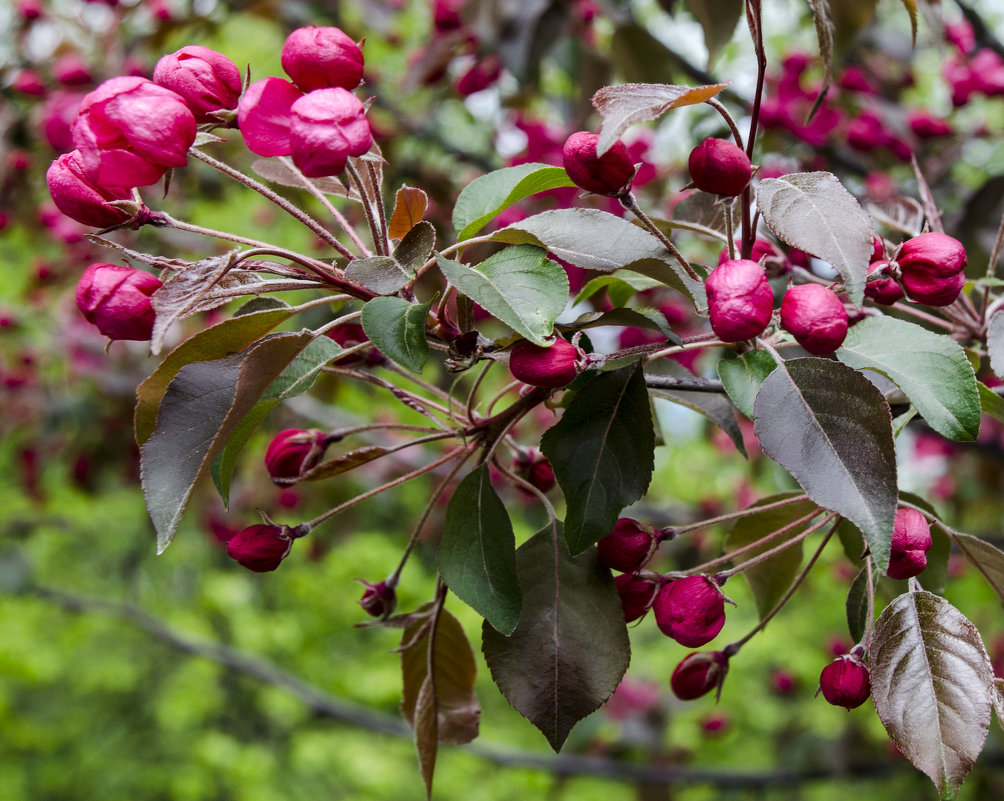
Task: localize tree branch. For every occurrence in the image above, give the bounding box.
[644,374,725,393]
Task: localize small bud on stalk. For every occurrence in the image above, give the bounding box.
[818,654,870,709]
[895,232,968,307]
[597,518,660,573]
[671,650,730,700]
[264,428,330,484]
[886,508,932,580]
[357,579,397,617]
[562,131,635,197]
[688,137,752,197]
[226,524,293,572]
[779,284,849,355]
[705,259,774,342]
[653,575,727,647]
[75,262,162,341]
[509,338,583,388]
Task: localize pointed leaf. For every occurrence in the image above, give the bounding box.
[807,0,835,82]
[836,316,980,441]
[753,358,898,570]
[953,532,1004,605]
[717,349,778,420]
[345,256,413,295]
[414,678,437,800]
[978,381,1004,424]
[541,362,655,554]
[453,163,576,241]
[301,446,390,481]
[845,565,872,643]
[871,591,994,798]
[388,185,429,240]
[757,172,873,306]
[573,271,664,306]
[393,221,436,272]
[437,246,568,345]
[482,527,630,751]
[361,296,431,373]
[439,465,522,635]
[685,0,744,65]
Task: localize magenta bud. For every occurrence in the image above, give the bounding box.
[282,26,364,92]
[597,518,659,573]
[46,150,132,228]
[153,45,242,122]
[870,235,885,263]
[907,110,953,140]
[562,131,635,197]
[614,573,659,623]
[779,283,848,355]
[52,54,92,86]
[818,655,870,709]
[864,260,905,305]
[75,262,162,341]
[237,78,304,158]
[264,428,329,484]
[896,232,968,307]
[670,650,729,701]
[688,137,752,197]
[509,338,583,388]
[886,508,932,580]
[289,87,372,178]
[12,69,45,96]
[226,524,293,572]
[705,259,774,342]
[455,55,502,96]
[511,449,555,493]
[327,322,385,366]
[357,579,396,617]
[653,575,726,647]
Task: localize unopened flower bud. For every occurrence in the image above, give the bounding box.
[226,524,293,572]
[75,262,162,340]
[509,338,583,388]
[289,87,372,178]
[153,46,242,122]
[688,137,752,197]
[281,26,365,92]
[779,283,848,355]
[456,55,502,96]
[886,507,932,580]
[562,131,635,197]
[614,573,659,622]
[671,650,729,700]
[705,259,774,342]
[864,260,905,305]
[52,54,92,86]
[870,235,885,263]
[264,428,329,484]
[896,232,967,307]
[46,150,132,228]
[511,449,555,493]
[357,579,396,617]
[818,655,870,708]
[237,78,304,157]
[327,322,385,366]
[653,575,726,647]
[597,518,659,573]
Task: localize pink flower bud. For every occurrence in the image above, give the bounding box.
[433,0,466,32]
[264,428,329,484]
[779,284,848,355]
[886,508,932,580]
[614,573,658,622]
[870,235,885,263]
[237,78,303,157]
[705,259,774,342]
[327,322,385,366]
[15,0,43,21]
[226,524,293,572]
[818,655,870,709]
[72,76,197,188]
[52,54,92,86]
[864,260,904,305]
[597,518,658,573]
[289,88,372,178]
[509,338,583,388]
[357,579,396,617]
[12,69,45,96]
[455,55,502,96]
[653,575,726,647]
[562,131,635,197]
[75,262,162,340]
[40,89,85,151]
[896,232,968,307]
[153,46,242,122]
[688,137,752,197]
[511,449,555,493]
[46,150,132,228]
[907,110,953,140]
[281,26,364,92]
[670,650,729,700]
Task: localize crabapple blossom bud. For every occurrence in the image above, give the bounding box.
[264,428,329,484]
[75,262,162,341]
[52,54,92,86]
[779,283,848,355]
[886,508,932,580]
[870,235,885,263]
[456,55,502,96]
[15,0,43,21]
[907,110,953,140]
[226,524,292,572]
[597,518,659,573]
[688,137,752,197]
[41,89,85,151]
[562,131,635,197]
[705,259,774,342]
[433,0,466,32]
[153,46,242,122]
[12,69,45,96]
[509,338,583,388]
[864,260,905,305]
[511,449,555,493]
[653,575,726,647]
[327,322,385,366]
[46,150,132,228]
[237,78,303,157]
[357,579,396,617]
[818,655,870,708]
[72,76,197,188]
[896,232,968,307]
[670,650,729,700]
[281,26,365,92]
[289,88,372,177]
[614,573,658,622]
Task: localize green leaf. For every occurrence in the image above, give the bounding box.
[684,0,744,65]
[141,331,315,553]
[394,221,437,272]
[541,362,655,554]
[845,565,871,644]
[953,532,1004,605]
[361,296,432,373]
[753,358,898,570]
[491,208,708,311]
[717,350,778,420]
[871,591,994,799]
[452,164,575,241]
[482,526,629,751]
[438,465,522,635]
[437,246,568,345]
[979,381,1004,424]
[836,316,980,441]
[757,172,873,306]
[559,307,680,341]
[345,256,413,295]
[573,271,664,306]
